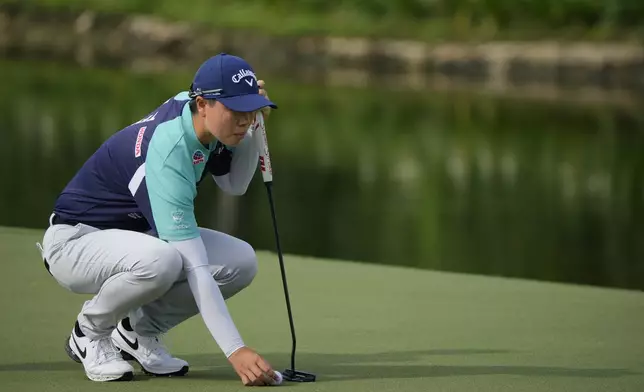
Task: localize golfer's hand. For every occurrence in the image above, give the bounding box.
[258,80,271,119]
[228,347,276,386]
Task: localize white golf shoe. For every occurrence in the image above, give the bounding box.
[111,318,189,377]
[65,321,134,382]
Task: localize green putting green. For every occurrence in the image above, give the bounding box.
[1,226,642,391]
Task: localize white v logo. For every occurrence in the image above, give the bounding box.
[245,79,254,86]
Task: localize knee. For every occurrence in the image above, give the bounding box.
[135,245,183,291]
[235,242,258,288]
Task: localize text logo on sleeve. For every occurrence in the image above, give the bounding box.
[134,127,147,158]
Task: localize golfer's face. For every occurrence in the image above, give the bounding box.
[207,102,255,146]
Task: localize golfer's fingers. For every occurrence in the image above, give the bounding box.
[248,364,269,385]
[238,370,251,386]
[244,371,265,387]
[258,80,269,99]
[250,375,268,386]
[257,370,275,385]
[257,358,275,378]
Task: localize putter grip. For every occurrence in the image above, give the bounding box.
[254,112,273,183]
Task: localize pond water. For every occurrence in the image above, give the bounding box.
[2,60,643,291]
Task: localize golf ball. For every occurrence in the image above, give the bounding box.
[272,370,283,385]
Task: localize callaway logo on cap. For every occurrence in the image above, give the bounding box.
[188,53,278,113]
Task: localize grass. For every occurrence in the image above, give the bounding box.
[1,225,643,391]
[5,0,643,42]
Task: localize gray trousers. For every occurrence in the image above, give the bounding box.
[39,222,257,340]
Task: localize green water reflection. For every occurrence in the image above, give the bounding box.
[1,60,643,291]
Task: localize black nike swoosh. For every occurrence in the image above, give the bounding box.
[73,335,87,359]
[117,327,139,350]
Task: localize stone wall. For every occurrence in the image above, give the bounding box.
[1,3,643,105]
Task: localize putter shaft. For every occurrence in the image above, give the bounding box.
[265,181,297,371]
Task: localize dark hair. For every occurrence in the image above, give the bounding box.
[189,99,198,114]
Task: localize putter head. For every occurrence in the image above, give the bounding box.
[282,369,316,382]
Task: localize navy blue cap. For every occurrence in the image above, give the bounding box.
[189,53,277,112]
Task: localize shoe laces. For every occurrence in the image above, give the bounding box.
[94,337,122,365]
[141,334,171,358]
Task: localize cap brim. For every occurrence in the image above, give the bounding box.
[216,94,278,112]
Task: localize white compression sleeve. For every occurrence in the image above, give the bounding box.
[169,237,245,357]
[213,129,259,195]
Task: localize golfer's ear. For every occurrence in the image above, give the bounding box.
[195,97,206,115]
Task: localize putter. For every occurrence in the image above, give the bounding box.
[253,112,317,383]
